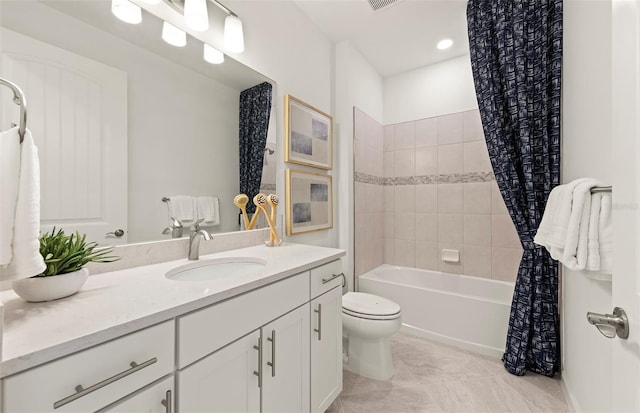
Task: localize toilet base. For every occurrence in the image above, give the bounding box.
[344,334,394,380]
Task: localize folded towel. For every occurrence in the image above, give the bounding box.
[586,193,603,271]
[0,127,46,281]
[560,179,602,270]
[168,195,196,223]
[196,196,220,226]
[594,193,613,278]
[533,178,589,249]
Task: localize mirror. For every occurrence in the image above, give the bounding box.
[0,0,276,245]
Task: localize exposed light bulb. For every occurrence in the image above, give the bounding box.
[162,22,187,47]
[204,44,224,64]
[185,0,209,32]
[437,38,454,50]
[224,15,244,53]
[111,0,142,24]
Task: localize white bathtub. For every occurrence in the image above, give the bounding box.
[358,264,514,358]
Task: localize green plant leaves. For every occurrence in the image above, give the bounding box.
[37,227,119,277]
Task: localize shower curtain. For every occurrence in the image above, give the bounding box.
[467,0,562,377]
[239,82,272,215]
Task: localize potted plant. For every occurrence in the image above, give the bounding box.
[12,228,119,302]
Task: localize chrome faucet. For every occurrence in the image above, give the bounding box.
[188,221,212,260]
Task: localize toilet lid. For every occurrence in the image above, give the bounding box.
[342,292,401,317]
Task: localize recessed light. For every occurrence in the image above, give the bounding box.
[437,38,454,50]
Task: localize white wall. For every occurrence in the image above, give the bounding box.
[383,55,478,125]
[561,1,613,411]
[1,2,243,242]
[335,41,384,291]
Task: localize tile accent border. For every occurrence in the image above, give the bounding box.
[354,171,495,185]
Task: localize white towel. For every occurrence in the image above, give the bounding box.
[586,193,612,281]
[168,195,196,223]
[559,179,602,270]
[196,196,220,226]
[0,127,46,281]
[533,178,588,249]
[586,193,603,271]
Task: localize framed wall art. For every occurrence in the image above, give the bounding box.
[285,169,333,235]
[284,94,333,170]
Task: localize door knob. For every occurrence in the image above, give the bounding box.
[586,307,629,339]
[106,229,125,238]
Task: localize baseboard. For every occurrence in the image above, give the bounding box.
[400,323,504,359]
[560,375,580,413]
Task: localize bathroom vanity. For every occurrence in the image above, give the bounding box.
[0,243,345,413]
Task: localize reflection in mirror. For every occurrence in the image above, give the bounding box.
[0,0,276,246]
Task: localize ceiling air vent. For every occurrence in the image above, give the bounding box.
[367,0,399,12]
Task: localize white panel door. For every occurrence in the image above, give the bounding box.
[178,330,261,413]
[262,304,310,413]
[0,28,128,245]
[611,0,640,411]
[311,287,342,413]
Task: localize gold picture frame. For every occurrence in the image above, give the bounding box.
[284,94,333,170]
[285,169,333,235]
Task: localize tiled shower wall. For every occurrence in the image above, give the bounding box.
[354,108,523,283]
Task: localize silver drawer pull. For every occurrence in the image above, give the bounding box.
[266,330,276,377]
[253,337,262,388]
[161,390,172,413]
[314,304,322,341]
[53,357,158,409]
[322,272,345,287]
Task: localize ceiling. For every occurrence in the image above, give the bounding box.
[294,0,470,78]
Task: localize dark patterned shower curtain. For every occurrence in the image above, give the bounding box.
[239,82,272,215]
[467,0,562,376]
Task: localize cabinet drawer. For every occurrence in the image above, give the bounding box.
[178,272,309,368]
[2,320,174,413]
[100,376,173,413]
[310,260,343,299]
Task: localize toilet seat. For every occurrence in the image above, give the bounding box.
[342,292,401,320]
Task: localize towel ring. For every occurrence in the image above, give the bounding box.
[0,77,27,143]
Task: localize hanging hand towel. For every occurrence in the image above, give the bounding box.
[559,179,602,270]
[0,127,46,281]
[168,195,196,224]
[586,193,612,280]
[586,193,603,271]
[196,196,220,226]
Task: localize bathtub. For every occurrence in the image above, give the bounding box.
[358,264,514,358]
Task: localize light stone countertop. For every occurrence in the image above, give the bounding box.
[0,242,345,378]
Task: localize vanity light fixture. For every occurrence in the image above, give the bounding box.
[111,0,142,24]
[203,44,224,64]
[184,0,209,32]
[224,14,244,53]
[437,38,454,50]
[162,22,187,47]
[163,0,244,54]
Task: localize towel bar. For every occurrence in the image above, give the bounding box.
[0,77,27,143]
[591,186,612,194]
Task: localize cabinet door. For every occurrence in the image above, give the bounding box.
[178,330,260,413]
[100,377,173,413]
[311,287,343,413]
[262,304,311,413]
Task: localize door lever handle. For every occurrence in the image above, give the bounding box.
[586,307,629,339]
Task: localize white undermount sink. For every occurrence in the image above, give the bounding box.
[165,257,267,281]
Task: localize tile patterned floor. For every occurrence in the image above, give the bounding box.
[327,333,569,413]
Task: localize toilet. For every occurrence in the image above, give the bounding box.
[342,292,402,380]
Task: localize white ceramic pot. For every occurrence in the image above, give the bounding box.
[12,268,89,302]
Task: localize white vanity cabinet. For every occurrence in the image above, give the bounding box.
[1,320,174,413]
[0,251,345,413]
[178,331,261,413]
[261,304,310,413]
[309,260,344,413]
